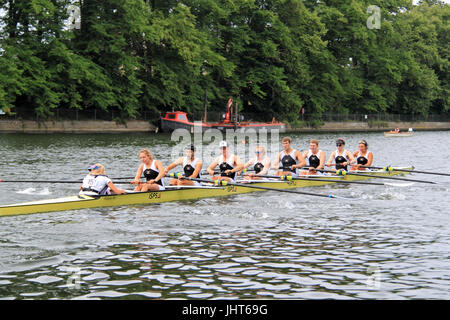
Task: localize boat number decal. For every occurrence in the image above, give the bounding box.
[148,192,161,199]
[225,186,237,193]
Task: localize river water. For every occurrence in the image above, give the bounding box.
[0,131,449,300]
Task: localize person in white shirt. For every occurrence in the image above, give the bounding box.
[79,164,125,196]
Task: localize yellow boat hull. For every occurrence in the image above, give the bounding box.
[0,168,411,217]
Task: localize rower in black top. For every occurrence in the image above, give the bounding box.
[207,141,244,182]
[326,138,356,172]
[272,137,306,177]
[164,145,203,186]
[242,146,271,180]
[351,140,373,171]
[132,149,166,191]
[301,139,326,175]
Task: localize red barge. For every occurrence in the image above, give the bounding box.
[160,97,285,133]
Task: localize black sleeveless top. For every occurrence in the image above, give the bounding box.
[219,155,236,179]
[254,162,264,174]
[183,157,201,178]
[356,151,370,166]
[280,150,297,173]
[334,150,349,171]
[143,162,163,186]
[308,155,320,168]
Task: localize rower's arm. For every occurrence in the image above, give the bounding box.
[272,153,280,169]
[153,160,166,182]
[243,159,254,169]
[232,156,244,173]
[295,151,306,169]
[367,152,373,166]
[326,152,335,167]
[190,160,203,178]
[318,151,326,170]
[165,157,182,174]
[347,151,356,165]
[258,158,271,175]
[207,158,219,175]
[134,164,143,182]
[108,181,125,194]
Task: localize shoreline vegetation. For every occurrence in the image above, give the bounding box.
[0,1,449,124]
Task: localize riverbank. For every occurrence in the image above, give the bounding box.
[285,121,450,132]
[0,119,157,133]
[1,119,450,133]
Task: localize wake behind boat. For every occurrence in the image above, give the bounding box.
[0,167,412,217]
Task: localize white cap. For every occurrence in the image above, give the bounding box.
[219,141,228,148]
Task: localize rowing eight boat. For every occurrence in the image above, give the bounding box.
[0,167,412,217]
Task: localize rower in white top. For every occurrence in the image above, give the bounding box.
[242,145,271,180]
[207,141,244,182]
[79,163,125,196]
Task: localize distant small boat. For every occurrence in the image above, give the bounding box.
[384,130,414,137]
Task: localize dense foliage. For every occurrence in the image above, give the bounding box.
[0,0,448,122]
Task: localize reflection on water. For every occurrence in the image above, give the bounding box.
[0,132,450,299]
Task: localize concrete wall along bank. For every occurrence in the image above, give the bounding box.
[0,120,157,133]
[1,119,450,133]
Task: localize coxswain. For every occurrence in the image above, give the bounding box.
[132,149,165,191]
[272,137,306,177]
[350,140,373,171]
[301,139,326,175]
[207,141,243,182]
[164,145,202,186]
[242,146,271,180]
[79,164,125,196]
[325,138,356,172]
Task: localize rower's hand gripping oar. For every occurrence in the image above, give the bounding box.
[182,177,352,199]
[361,165,450,177]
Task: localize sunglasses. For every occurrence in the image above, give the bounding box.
[255,151,261,154]
[88,165,99,171]
[336,143,343,147]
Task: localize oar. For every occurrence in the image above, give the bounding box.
[182,177,348,199]
[0,179,83,183]
[361,165,450,177]
[302,168,436,184]
[247,174,412,187]
[0,179,134,184]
